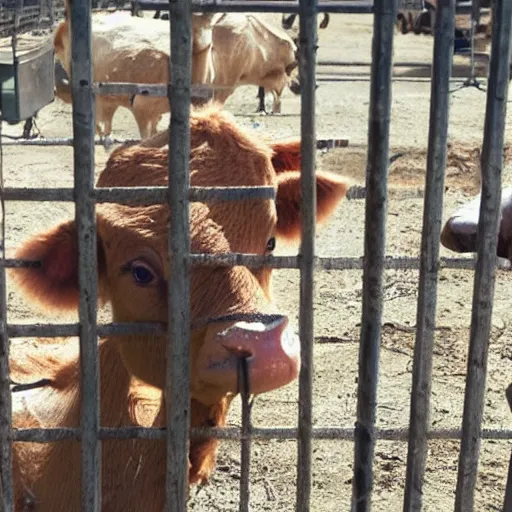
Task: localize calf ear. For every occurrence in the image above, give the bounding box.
[275,170,349,240]
[12,220,106,312]
[270,138,301,173]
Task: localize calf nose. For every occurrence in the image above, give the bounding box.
[218,316,289,359]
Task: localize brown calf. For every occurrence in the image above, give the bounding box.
[11,106,349,511]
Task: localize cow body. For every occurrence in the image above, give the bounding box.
[11,107,349,510]
[53,11,215,138]
[209,13,297,114]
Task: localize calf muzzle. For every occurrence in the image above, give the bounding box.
[196,314,300,399]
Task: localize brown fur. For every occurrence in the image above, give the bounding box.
[11,107,349,510]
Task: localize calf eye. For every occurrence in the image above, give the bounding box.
[266,237,276,252]
[131,262,155,286]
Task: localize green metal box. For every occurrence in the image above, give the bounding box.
[0,36,55,123]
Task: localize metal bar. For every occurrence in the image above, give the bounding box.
[403,1,455,510]
[455,0,512,509]
[352,0,396,509]
[137,0,476,14]
[145,0,376,13]
[239,361,252,512]
[7,322,166,338]
[0,137,348,148]
[317,60,432,67]
[5,254,511,272]
[1,186,276,203]
[165,0,191,510]
[10,426,512,443]
[295,1,317,511]
[69,0,101,508]
[503,384,512,511]
[93,82,214,98]
[0,105,14,512]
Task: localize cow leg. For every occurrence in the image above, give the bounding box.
[271,90,282,115]
[22,117,34,139]
[132,96,167,138]
[96,100,118,139]
[257,87,267,115]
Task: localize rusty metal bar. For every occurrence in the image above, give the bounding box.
[295,0,317,510]
[403,1,455,510]
[136,0,475,14]
[1,186,275,203]
[455,0,512,509]
[0,110,14,512]
[69,0,101,508]
[239,362,252,512]
[10,426,512,443]
[5,254,511,272]
[0,137,348,148]
[503,384,512,511]
[94,82,213,98]
[352,0,396,509]
[166,0,192,510]
[7,322,166,338]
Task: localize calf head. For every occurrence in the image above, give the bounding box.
[441,189,512,260]
[13,107,349,482]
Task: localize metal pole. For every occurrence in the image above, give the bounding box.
[403,1,455,510]
[503,384,512,512]
[165,0,192,510]
[69,0,101,508]
[455,0,512,509]
[351,0,396,510]
[0,107,14,512]
[296,0,317,510]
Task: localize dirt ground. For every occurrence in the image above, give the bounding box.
[2,12,511,512]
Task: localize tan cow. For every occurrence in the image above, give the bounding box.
[209,13,298,114]
[53,10,215,138]
[11,106,349,511]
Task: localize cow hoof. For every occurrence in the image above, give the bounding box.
[257,110,267,116]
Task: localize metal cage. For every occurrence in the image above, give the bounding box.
[0,0,511,511]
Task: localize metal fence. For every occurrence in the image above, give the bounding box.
[0,0,511,511]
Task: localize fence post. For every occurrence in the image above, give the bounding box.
[402,1,455,510]
[296,0,317,510]
[352,0,396,509]
[165,0,192,511]
[455,0,512,509]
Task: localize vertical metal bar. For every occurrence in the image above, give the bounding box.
[0,117,14,512]
[166,0,191,510]
[454,0,512,510]
[70,0,100,509]
[351,0,396,510]
[239,360,252,512]
[402,1,455,510]
[504,384,512,512]
[295,0,317,510]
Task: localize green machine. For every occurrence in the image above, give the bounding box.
[0,36,55,123]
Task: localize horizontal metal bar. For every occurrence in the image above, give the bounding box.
[11,426,512,443]
[7,322,166,338]
[0,137,348,148]
[4,255,510,273]
[1,186,276,204]
[94,82,243,97]
[134,0,477,14]
[93,82,215,99]
[142,0,375,13]
[318,60,433,68]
